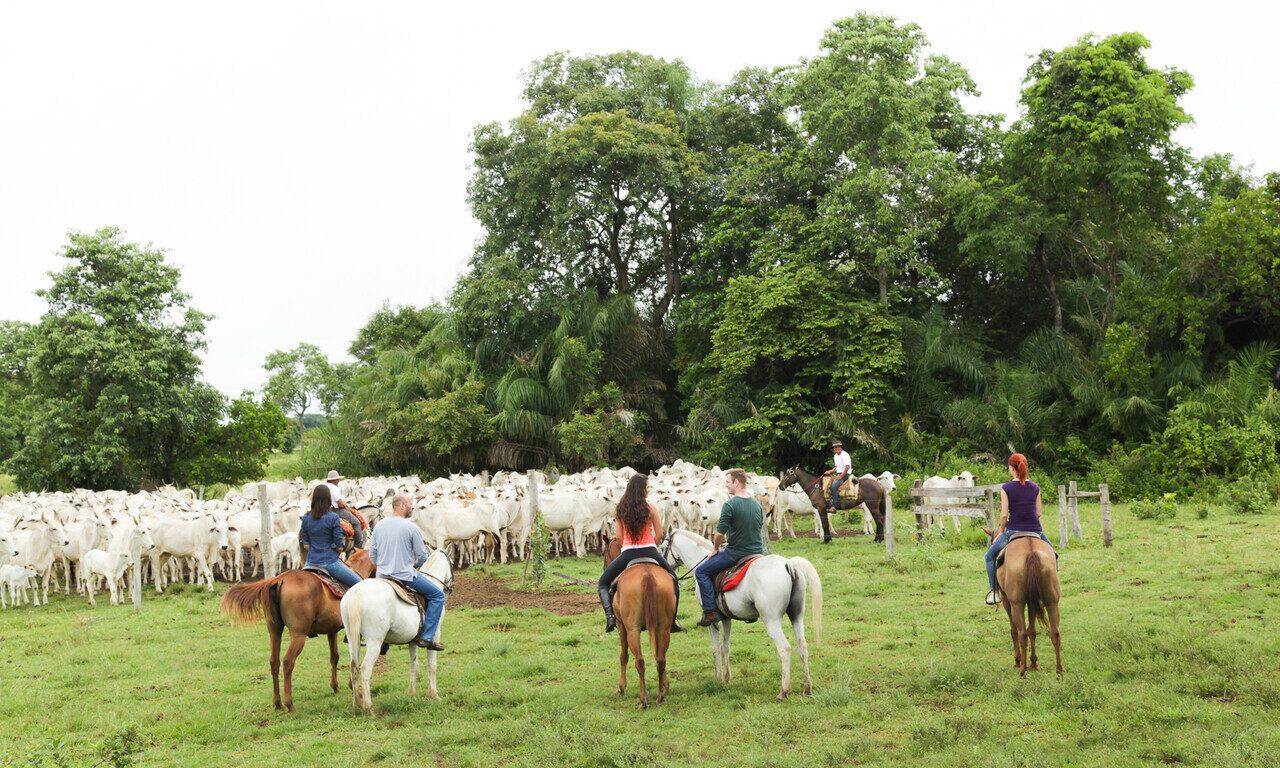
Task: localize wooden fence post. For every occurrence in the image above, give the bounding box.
[984,488,996,530]
[258,483,275,579]
[910,479,924,541]
[130,532,142,613]
[884,490,894,558]
[1100,483,1113,547]
[1068,480,1085,540]
[480,470,490,487]
[523,470,540,582]
[1057,485,1069,550]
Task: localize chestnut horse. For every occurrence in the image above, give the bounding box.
[220,551,374,711]
[986,529,1062,676]
[609,550,676,710]
[779,466,887,543]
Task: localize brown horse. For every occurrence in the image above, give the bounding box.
[779,466,887,543]
[220,551,374,711]
[613,562,676,710]
[985,530,1062,676]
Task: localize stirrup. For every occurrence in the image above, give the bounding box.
[985,590,1001,606]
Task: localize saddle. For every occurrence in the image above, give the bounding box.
[713,555,762,623]
[820,476,861,502]
[994,531,1057,571]
[302,566,349,599]
[376,576,428,647]
[608,557,662,590]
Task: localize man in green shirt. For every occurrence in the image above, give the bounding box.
[695,468,765,626]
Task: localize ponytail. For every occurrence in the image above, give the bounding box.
[1008,453,1029,485]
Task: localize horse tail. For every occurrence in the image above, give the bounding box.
[1025,549,1045,624]
[220,573,287,627]
[642,569,660,636]
[787,557,823,644]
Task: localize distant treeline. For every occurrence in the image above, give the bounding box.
[3,14,1277,502]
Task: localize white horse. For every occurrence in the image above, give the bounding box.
[662,530,823,700]
[340,549,453,712]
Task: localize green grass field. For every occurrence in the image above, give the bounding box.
[2,504,1278,767]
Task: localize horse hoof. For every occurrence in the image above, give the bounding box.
[638,702,648,711]
[273,703,283,711]
[803,684,813,696]
[776,692,788,701]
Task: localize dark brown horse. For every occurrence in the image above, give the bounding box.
[614,562,676,710]
[220,551,374,711]
[779,466,887,543]
[985,529,1062,676]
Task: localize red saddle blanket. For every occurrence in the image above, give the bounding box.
[302,567,348,598]
[714,555,762,593]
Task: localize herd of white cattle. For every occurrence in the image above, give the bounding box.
[0,459,984,610]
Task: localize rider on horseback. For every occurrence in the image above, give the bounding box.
[694,469,765,627]
[822,440,851,513]
[597,474,684,634]
[369,493,446,651]
[299,484,363,588]
[984,453,1055,605]
[321,470,366,549]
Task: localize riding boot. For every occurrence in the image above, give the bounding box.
[598,587,617,633]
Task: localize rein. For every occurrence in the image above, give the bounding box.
[663,534,711,582]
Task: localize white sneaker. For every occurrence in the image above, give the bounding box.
[984,590,1000,606]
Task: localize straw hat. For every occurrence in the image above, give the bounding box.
[325,470,345,481]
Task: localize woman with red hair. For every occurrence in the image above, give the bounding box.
[983,453,1054,605]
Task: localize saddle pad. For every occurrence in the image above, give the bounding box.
[820,476,861,501]
[608,557,661,589]
[302,567,348,598]
[714,555,762,594]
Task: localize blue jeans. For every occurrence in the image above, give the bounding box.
[985,530,1053,591]
[829,474,848,510]
[694,550,738,612]
[408,574,446,641]
[312,559,363,588]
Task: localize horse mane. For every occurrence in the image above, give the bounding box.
[674,529,713,548]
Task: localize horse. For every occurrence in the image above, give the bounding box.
[341,548,453,713]
[985,528,1062,676]
[662,529,822,700]
[779,466,887,543]
[220,551,374,712]
[613,561,676,710]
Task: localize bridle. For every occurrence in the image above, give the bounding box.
[662,531,710,582]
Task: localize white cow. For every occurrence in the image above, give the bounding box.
[921,471,979,535]
[150,515,230,591]
[859,472,901,535]
[271,531,302,572]
[0,564,40,608]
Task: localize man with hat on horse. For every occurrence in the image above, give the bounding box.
[822,440,852,514]
[694,468,765,627]
[321,470,366,549]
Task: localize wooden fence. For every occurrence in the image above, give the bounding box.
[1057,482,1113,548]
[900,481,1001,556]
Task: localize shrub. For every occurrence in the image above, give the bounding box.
[1195,506,1212,520]
[1131,497,1177,520]
[1221,477,1277,516]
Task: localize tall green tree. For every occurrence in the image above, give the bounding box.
[263,343,340,446]
[6,228,215,490]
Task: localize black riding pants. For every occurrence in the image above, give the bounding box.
[598,546,678,587]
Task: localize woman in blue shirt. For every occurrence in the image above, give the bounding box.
[299,484,362,588]
[984,453,1054,605]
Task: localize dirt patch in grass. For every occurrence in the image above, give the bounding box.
[450,572,598,615]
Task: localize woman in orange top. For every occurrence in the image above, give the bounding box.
[596,474,683,634]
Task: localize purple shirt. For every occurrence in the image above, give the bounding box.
[1003,480,1041,533]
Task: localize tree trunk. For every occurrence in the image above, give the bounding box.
[878,264,888,306]
[298,409,306,447]
[1035,234,1063,333]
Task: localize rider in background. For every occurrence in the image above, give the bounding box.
[984,453,1055,605]
[369,493,446,650]
[596,474,683,634]
[822,440,852,513]
[694,468,765,627]
[320,470,366,549]
[298,484,363,588]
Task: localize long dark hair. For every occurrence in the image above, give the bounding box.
[615,474,651,540]
[310,483,332,520]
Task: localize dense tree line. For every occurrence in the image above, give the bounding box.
[3,15,1276,500]
[317,16,1278,500]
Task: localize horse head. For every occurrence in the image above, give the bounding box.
[778,466,801,489]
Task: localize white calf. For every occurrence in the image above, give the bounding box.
[0,564,39,608]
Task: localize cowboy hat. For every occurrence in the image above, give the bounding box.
[832,440,843,448]
[325,470,345,481]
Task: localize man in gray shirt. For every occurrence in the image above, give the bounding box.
[370,493,446,651]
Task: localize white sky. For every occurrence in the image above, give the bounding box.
[2,1,1276,398]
